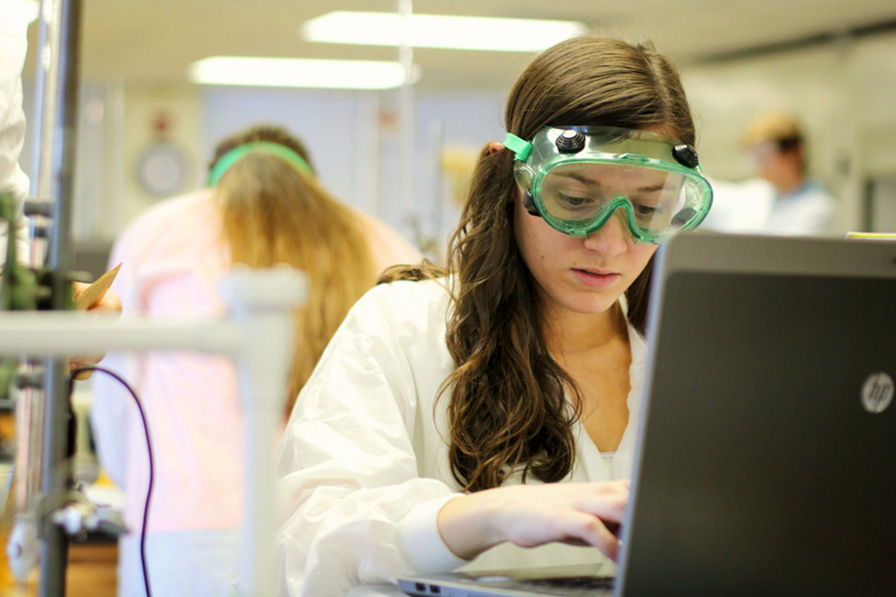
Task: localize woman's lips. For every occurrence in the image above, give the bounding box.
[572,268,620,288]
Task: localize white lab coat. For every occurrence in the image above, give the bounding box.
[702,177,835,237]
[276,277,647,596]
[0,15,31,267]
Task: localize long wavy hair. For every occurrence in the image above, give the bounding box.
[386,37,698,492]
[212,125,377,414]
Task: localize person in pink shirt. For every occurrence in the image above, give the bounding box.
[90,124,422,596]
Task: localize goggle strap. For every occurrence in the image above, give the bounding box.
[208,141,313,187]
[503,133,532,162]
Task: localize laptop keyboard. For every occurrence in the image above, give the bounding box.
[464,575,615,596]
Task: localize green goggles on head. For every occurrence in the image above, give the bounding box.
[207,141,312,187]
[505,126,713,244]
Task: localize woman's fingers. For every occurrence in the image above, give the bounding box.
[72,281,123,315]
[70,355,107,379]
[503,506,621,559]
[92,291,122,315]
[578,481,630,522]
[437,480,632,562]
[67,282,122,379]
[493,481,631,560]
[558,511,622,561]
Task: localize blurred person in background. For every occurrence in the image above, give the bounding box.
[702,110,835,236]
[90,124,422,596]
[1,13,32,270]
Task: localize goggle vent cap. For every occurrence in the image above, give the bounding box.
[672,143,700,168]
[555,129,586,154]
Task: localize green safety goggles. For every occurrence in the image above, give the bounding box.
[505,126,713,244]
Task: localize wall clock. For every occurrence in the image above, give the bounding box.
[135,140,190,198]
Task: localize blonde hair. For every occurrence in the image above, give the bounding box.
[214,131,377,413]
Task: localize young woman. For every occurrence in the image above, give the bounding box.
[90,124,421,596]
[276,36,713,596]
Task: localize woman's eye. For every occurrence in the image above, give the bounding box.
[634,204,659,217]
[558,193,592,208]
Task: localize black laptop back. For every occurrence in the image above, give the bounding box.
[618,233,896,596]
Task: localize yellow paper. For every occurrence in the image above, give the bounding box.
[72,263,122,310]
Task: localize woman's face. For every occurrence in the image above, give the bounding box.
[514,188,657,320]
[511,125,677,320]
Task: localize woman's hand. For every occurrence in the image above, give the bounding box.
[70,281,123,380]
[437,480,630,563]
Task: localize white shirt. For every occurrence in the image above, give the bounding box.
[702,177,835,237]
[276,277,648,596]
[762,180,835,236]
[0,15,31,268]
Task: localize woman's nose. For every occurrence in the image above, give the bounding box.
[583,208,630,256]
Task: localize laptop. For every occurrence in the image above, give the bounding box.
[398,232,896,596]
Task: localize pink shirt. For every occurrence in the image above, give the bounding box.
[90,188,423,534]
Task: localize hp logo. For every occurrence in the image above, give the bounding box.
[861,373,894,414]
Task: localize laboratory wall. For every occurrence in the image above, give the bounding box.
[684,30,896,234]
[17,28,896,264]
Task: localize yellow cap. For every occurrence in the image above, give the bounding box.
[741,110,803,148]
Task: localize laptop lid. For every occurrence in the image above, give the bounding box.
[617,232,896,596]
[400,232,896,597]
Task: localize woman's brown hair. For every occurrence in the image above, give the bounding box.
[212,125,377,413]
[385,37,697,492]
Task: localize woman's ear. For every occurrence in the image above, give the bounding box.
[487,141,505,166]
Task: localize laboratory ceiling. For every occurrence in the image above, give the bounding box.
[22,0,896,91]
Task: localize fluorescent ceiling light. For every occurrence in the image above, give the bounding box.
[301,11,588,52]
[188,57,418,90]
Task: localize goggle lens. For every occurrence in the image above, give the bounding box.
[537,163,698,235]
